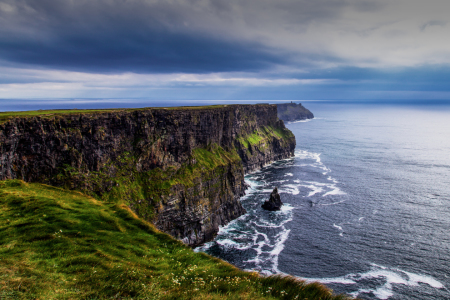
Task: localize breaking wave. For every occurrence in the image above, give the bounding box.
[304,264,446,300]
[196,149,347,275]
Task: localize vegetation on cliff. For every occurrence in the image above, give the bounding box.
[55,143,241,220]
[0,104,295,246]
[237,125,293,149]
[0,180,351,300]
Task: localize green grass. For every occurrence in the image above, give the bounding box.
[54,144,242,221]
[0,180,352,300]
[237,125,295,149]
[0,105,262,125]
[0,109,114,124]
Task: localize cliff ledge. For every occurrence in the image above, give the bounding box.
[277,102,314,122]
[0,104,295,246]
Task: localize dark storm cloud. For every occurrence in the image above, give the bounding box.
[0,30,289,73]
[0,0,342,73]
[2,0,450,100]
[0,0,283,73]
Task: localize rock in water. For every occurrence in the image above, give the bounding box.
[262,187,283,211]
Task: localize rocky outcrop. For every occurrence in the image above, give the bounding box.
[0,104,295,246]
[277,102,314,122]
[262,187,283,211]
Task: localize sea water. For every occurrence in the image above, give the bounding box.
[196,102,450,300]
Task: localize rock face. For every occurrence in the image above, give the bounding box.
[0,104,295,246]
[262,187,283,211]
[277,102,314,122]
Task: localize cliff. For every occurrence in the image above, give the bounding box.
[277,102,314,122]
[0,104,295,246]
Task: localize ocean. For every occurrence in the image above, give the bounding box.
[196,102,450,300]
[3,99,450,299]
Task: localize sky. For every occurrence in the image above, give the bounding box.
[1,0,450,102]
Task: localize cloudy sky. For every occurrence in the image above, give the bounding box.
[1,0,450,101]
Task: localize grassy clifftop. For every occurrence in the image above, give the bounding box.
[0,180,351,300]
[0,104,243,125]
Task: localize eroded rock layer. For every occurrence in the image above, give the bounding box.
[0,104,295,246]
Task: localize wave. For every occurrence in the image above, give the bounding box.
[295,150,331,175]
[277,179,346,198]
[196,148,348,279]
[287,118,314,124]
[303,264,447,300]
[333,223,344,236]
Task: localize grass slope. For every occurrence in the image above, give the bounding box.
[0,180,352,300]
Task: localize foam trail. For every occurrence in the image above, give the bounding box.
[197,148,347,279]
[323,188,346,197]
[333,224,343,231]
[318,200,345,206]
[333,224,344,236]
[400,270,444,289]
[303,264,447,300]
[279,184,300,195]
[271,229,291,273]
[288,118,314,124]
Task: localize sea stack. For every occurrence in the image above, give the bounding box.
[262,187,283,211]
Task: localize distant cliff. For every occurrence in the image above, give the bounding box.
[0,104,295,246]
[277,102,314,122]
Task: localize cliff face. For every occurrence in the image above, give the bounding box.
[0,104,295,246]
[277,102,314,122]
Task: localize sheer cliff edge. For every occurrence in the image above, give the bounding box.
[0,104,295,246]
[277,102,314,122]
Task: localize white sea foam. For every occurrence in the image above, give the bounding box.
[280,204,295,212]
[333,224,344,236]
[271,179,289,184]
[303,264,447,300]
[304,184,324,197]
[216,217,244,234]
[252,205,294,228]
[333,224,343,231]
[293,149,331,174]
[288,118,314,124]
[306,276,356,285]
[279,184,300,195]
[284,179,345,198]
[401,270,444,288]
[323,188,346,197]
[217,239,239,247]
[271,229,291,273]
[239,202,294,274]
[245,178,262,191]
[241,178,263,200]
[198,148,345,277]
